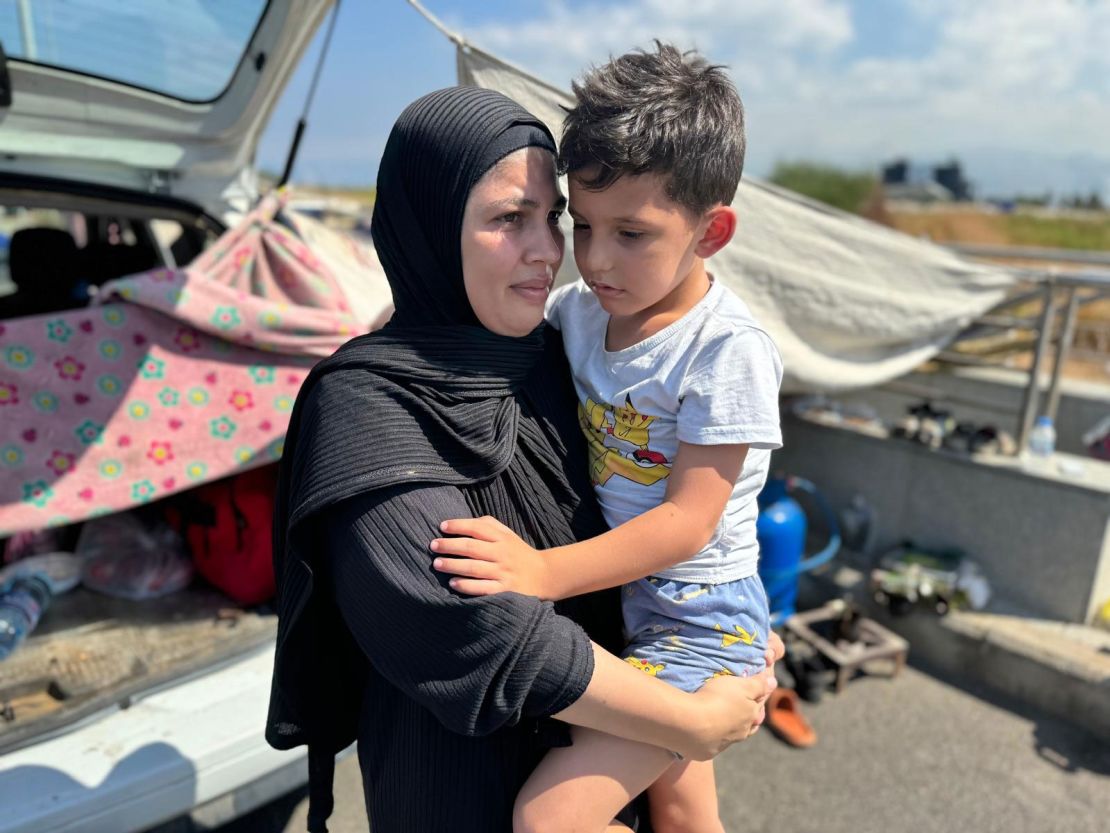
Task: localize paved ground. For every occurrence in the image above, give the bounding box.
[217,664,1110,833]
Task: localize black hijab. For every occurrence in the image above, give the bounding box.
[277,87,561,532]
[266,88,580,832]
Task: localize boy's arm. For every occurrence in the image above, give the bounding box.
[431,441,747,600]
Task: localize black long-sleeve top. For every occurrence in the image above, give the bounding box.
[323,481,597,830]
[269,332,629,832]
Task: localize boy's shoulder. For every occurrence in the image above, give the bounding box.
[546,279,604,331]
[674,282,783,390]
[694,281,777,351]
[549,278,596,308]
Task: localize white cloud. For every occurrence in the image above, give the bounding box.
[465,0,852,92]
[458,0,1110,195]
[826,1,1110,161]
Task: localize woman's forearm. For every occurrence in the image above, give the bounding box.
[553,643,705,754]
[554,640,777,760]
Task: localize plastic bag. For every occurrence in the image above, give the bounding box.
[1083,415,1110,461]
[76,512,193,600]
[4,527,72,564]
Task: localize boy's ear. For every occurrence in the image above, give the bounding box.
[694,205,737,258]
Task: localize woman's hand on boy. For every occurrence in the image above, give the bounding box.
[683,631,783,758]
[684,667,777,759]
[431,516,556,599]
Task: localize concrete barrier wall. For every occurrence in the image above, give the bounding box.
[775,415,1110,623]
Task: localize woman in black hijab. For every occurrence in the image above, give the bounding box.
[266,87,777,833]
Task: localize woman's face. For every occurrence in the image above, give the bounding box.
[461,147,566,337]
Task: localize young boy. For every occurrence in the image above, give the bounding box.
[431,43,782,833]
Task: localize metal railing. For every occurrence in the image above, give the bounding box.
[941,245,1110,453]
[948,243,1110,269]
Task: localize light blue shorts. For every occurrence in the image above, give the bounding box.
[621,574,770,694]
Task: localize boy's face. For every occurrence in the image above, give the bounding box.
[568,170,709,318]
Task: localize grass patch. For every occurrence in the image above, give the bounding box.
[1003,214,1110,251]
[769,162,877,214]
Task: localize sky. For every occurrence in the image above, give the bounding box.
[257,0,1110,201]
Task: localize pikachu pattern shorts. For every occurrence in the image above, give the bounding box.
[621,574,770,693]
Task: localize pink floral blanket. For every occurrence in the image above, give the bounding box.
[0,193,388,536]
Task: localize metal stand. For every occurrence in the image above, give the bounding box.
[785,600,909,693]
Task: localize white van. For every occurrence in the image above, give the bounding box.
[0,4,338,830]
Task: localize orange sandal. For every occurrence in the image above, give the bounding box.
[766,687,817,748]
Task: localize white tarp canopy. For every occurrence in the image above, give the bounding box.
[457,45,1019,393]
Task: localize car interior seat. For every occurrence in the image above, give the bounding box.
[0,227,88,319]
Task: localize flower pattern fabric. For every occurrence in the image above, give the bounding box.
[0,192,391,535]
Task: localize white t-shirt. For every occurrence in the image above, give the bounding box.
[547,278,783,583]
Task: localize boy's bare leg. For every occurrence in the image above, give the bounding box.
[513,726,675,833]
[647,759,725,833]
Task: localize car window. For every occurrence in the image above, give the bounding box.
[151,218,217,266]
[0,0,269,102]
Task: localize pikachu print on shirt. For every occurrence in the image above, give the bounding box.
[578,394,671,487]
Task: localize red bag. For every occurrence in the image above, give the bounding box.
[168,464,279,605]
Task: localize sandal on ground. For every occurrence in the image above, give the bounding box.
[766,687,818,748]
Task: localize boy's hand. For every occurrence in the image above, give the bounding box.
[431,517,555,599]
[766,630,785,671]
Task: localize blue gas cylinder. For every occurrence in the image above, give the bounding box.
[757,477,807,620]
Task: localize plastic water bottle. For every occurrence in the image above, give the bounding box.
[1028,415,1057,458]
[0,574,52,661]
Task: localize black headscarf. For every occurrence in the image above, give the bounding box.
[277,87,561,531]
[266,87,573,832]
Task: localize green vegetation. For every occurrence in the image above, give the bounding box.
[1004,213,1110,251]
[769,162,877,214]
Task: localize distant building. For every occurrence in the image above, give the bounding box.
[881,157,973,203]
[933,162,972,201]
[881,159,909,186]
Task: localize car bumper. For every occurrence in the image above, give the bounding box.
[0,644,306,833]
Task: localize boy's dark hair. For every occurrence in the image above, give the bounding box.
[560,41,745,215]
